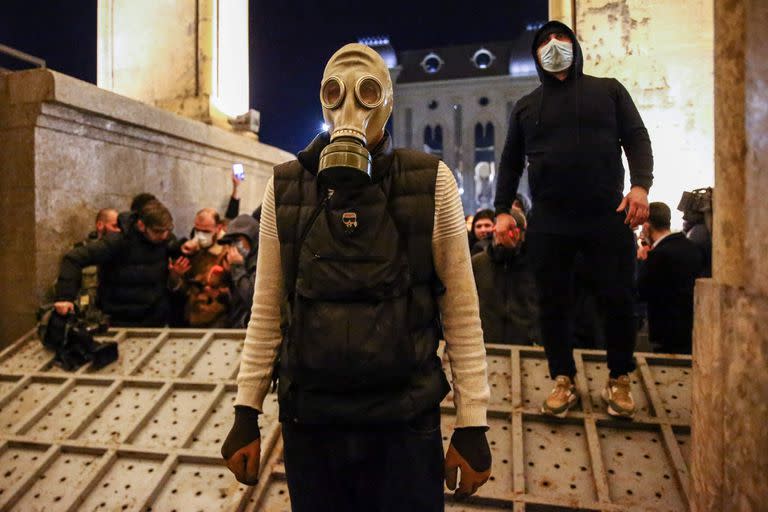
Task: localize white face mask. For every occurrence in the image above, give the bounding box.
[195,230,214,249]
[538,38,573,73]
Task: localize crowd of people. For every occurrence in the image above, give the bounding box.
[52,175,261,329]
[465,195,710,356]
[51,175,708,357]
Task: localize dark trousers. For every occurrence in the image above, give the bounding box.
[527,219,637,379]
[282,408,445,512]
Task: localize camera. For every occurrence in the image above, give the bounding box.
[677,187,712,216]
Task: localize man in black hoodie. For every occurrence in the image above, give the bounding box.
[495,21,654,419]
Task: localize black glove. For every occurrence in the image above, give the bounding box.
[444,426,492,497]
[221,405,261,459]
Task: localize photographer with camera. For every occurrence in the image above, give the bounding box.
[54,199,182,326]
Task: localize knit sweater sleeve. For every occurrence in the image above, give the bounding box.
[234,176,283,411]
[433,161,490,428]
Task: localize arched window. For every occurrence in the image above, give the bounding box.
[420,52,444,74]
[423,124,443,159]
[474,122,495,152]
[474,122,496,209]
[472,48,496,70]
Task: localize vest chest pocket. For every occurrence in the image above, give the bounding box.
[288,183,416,391]
[290,293,414,391]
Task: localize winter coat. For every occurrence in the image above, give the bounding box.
[221,214,261,328]
[472,243,540,344]
[637,233,704,353]
[56,215,179,326]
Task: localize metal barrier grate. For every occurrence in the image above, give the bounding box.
[0,329,691,511]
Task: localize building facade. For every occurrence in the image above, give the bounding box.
[366,27,542,214]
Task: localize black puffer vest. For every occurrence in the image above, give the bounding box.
[273,132,450,425]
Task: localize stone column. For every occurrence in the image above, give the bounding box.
[691,0,768,510]
[97,0,250,130]
[548,0,574,26]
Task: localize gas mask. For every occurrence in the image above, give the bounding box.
[538,38,573,73]
[318,43,394,188]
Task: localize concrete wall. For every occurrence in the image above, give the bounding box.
[575,0,714,228]
[0,69,293,347]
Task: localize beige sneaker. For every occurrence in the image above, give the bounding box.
[602,375,636,418]
[541,375,579,418]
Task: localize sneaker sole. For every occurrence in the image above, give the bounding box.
[601,388,635,419]
[541,394,579,418]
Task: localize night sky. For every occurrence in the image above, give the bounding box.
[1,0,546,154]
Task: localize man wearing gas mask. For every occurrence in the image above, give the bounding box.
[222,43,491,510]
[495,21,654,419]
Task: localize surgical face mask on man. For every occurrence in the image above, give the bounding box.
[195,230,215,249]
[538,38,573,73]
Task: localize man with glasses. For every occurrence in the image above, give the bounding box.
[54,199,183,327]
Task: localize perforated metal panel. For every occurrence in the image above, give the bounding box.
[0,330,691,511]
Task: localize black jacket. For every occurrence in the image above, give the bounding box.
[472,244,539,345]
[495,20,653,234]
[55,215,180,326]
[220,214,260,328]
[638,233,704,353]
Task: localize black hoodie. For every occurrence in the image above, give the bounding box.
[495,21,653,234]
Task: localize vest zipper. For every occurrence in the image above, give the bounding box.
[297,190,332,249]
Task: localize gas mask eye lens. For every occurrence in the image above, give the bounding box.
[355,76,383,108]
[321,77,345,109]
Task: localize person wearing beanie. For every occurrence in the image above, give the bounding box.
[495,20,654,419]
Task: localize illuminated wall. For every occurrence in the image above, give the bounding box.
[574,0,715,228]
[97,0,249,127]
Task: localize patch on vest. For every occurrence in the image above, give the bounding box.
[342,211,358,233]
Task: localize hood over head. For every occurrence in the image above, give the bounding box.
[221,214,260,247]
[531,20,583,83]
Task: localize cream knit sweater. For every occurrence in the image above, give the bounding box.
[235,162,490,428]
